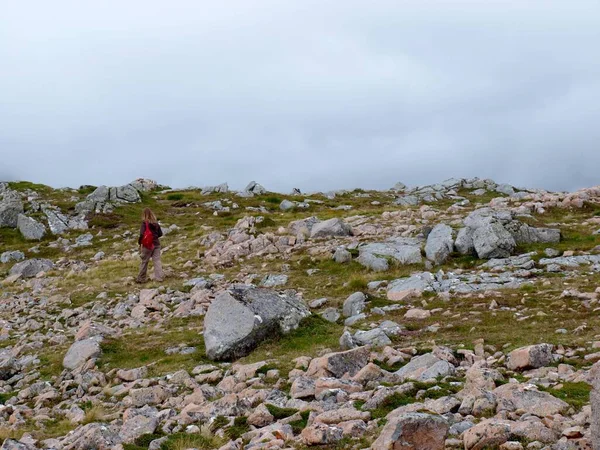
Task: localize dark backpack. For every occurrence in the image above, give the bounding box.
[141,221,155,250]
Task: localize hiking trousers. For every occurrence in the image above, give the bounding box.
[137,245,164,282]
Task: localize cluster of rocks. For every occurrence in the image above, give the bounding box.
[202,216,354,266]
[392,177,518,206]
[75,184,142,214]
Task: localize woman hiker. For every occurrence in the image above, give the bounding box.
[136,208,164,283]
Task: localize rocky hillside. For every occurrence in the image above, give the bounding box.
[0,177,600,450]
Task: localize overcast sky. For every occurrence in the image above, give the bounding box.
[1,1,599,193]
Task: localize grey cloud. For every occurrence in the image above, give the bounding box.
[1,0,599,192]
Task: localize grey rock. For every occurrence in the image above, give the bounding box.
[358,238,422,268]
[352,328,391,347]
[344,313,367,326]
[339,330,357,350]
[148,437,169,450]
[120,409,159,443]
[394,195,419,206]
[310,218,352,238]
[506,222,561,245]
[93,251,105,261]
[112,184,141,203]
[204,288,310,360]
[425,224,454,265]
[494,383,569,417]
[464,208,513,230]
[0,351,18,380]
[392,182,407,191]
[396,353,455,381]
[128,386,167,407]
[372,412,449,450]
[507,343,554,370]
[455,227,475,255]
[76,183,142,213]
[63,337,102,370]
[495,183,515,195]
[288,216,320,237]
[388,272,435,296]
[309,298,327,309]
[279,200,295,211]
[0,440,36,450]
[320,308,340,323]
[129,178,158,192]
[17,214,46,240]
[201,183,229,195]
[0,191,23,228]
[259,274,288,288]
[75,233,93,247]
[242,181,267,196]
[544,248,561,257]
[357,252,389,271]
[333,247,352,264]
[1,251,24,264]
[379,320,403,337]
[472,222,516,259]
[342,292,366,318]
[43,207,70,234]
[9,258,53,278]
[60,422,122,450]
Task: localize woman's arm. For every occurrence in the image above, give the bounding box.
[138,222,145,245]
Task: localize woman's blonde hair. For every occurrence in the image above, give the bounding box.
[142,208,158,224]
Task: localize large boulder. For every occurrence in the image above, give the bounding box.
[425,224,454,265]
[506,343,553,370]
[204,287,310,360]
[372,412,449,449]
[472,223,516,259]
[17,214,46,240]
[358,238,422,271]
[9,258,53,278]
[310,218,352,239]
[0,191,23,228]
[63,337,102,370]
